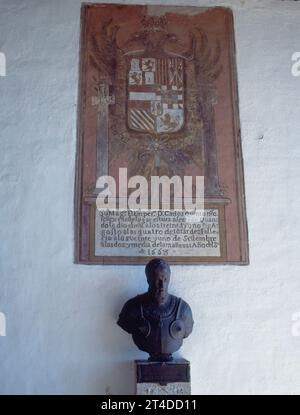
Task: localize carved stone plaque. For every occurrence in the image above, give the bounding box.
[135,359,190,384]
[75,4,249,265]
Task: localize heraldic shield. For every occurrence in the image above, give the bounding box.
[127,56,184,134]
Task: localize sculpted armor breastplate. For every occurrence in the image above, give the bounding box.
[125,294,192,359]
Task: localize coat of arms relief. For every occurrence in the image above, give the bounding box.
[127,56,184,134]
[90,15,223,192]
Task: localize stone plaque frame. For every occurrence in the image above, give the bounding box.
[74,4,249,265]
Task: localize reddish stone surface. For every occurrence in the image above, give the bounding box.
[75,4,248,265]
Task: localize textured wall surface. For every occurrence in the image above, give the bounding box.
[0,0,300,395]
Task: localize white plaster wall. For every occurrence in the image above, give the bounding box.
[0,0,300,395]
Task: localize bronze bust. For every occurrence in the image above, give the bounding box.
[117,258,194,361]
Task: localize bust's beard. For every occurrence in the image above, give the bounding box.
[154,291,168,305]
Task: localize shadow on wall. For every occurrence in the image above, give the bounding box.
[96,287,147,395]
[45,280,148,395]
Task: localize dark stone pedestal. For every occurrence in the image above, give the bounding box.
[135,359,191,395]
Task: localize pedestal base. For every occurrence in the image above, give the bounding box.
[135,359,191,395]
